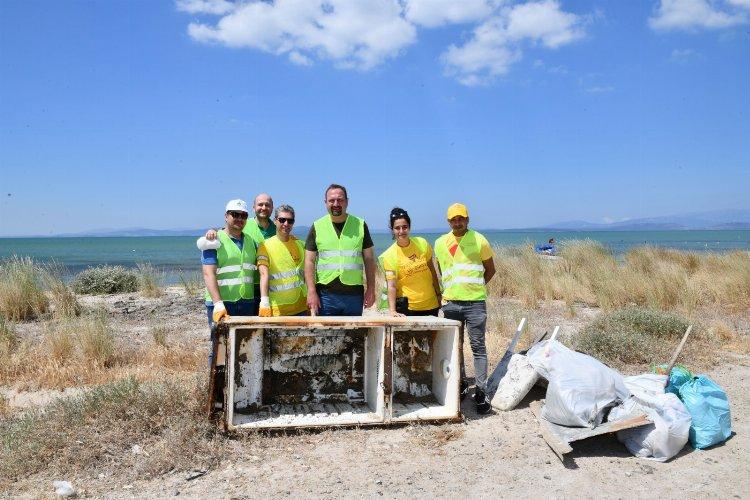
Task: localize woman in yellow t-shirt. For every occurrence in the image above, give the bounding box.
[379,207,442,316]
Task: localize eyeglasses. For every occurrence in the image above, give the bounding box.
[228,211,248,219]
[277,217,295,224]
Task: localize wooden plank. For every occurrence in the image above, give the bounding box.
[661,325,693,387]
[529,400,572,461]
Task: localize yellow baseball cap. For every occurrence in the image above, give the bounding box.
[446,203,468,220]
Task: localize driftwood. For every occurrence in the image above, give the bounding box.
[530,400,651,463]
[661,325,693,387]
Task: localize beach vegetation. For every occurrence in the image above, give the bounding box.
[41,263,81,318]
[178,269,203,297]
[136,262,165,298]
[0,256,49,321]
[566,307,714,370]
[489,241,750,312]
[71,265,139,295]
[0,376,220,485]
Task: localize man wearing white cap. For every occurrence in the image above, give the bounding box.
[434,203,496,414]
[198,199,258,329]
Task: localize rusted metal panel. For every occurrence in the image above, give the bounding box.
[393,331,436,404]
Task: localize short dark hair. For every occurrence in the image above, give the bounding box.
[324,183,348,200]
[389,207,410,230]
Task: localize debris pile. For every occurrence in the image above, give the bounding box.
[487,321,733,463]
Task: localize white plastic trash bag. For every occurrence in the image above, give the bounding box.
[610,373,691,462]
[490,353,539,411]
[527,340,630,428]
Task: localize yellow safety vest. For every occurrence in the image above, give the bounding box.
[263,236,306,307]
[434,230,486,301]
[313,214,365,285]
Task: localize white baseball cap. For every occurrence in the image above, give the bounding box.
[225,199,248,213]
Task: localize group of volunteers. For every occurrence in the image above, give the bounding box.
[197,183,496,414]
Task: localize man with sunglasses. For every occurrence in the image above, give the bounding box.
[204,193,276,314]
[304,184,376,316]
[198,199,258,326]
[256,205,308,316]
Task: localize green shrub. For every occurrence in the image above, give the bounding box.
[0,256,49,321]
[573,307,694,369]
[71,266,138,295]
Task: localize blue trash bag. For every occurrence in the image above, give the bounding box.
[652,364,693,396]
[678,375,732,449]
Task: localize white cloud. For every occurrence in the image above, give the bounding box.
[186,0,416,70]
[584,85,613,93]
[179,0,588,84]
[176,0,235,15]
[404,0,498,28]
[669,47,699,63]
[649,0,747,31]
[442,0,584,86]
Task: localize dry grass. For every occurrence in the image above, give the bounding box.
[0,312,203,390]
[150,324,171,347]
[137,262,165,298]
[488,242,750,313]
[41,263,81,318]
[0,256,49,321]
[0,376,222,486]
[178,269,203,297]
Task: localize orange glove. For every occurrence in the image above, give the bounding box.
[259,297,272,317]
[212,301,229,323]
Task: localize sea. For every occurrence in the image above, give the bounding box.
[1,230,748,283]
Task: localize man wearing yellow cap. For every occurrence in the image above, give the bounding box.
[434,203,496,414]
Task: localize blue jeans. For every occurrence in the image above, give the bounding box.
[441,300,488,391]
[318,289,364,316]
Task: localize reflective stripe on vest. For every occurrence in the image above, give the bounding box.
[242,218,268,289]
[204,230,257,303]
[434,230,487,301]
[313,214,365,286]
[263,236,307,308]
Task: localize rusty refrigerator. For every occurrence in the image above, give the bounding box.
[209,316,463,430]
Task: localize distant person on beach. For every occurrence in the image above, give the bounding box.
[534,237,557,256]
[378,207,441,316]
[256,204,308,317]
[204,193,275,312]
[434,202,496,414]
[197,199,258,329]
[304,183,376,316]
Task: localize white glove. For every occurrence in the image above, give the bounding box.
[212,300,229,323]
[259,296,272,317]
[197,236,221,251]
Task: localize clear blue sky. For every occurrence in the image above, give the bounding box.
[1,0,748,236]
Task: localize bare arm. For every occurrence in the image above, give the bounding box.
[258,263,269,298]
[363,247,376,309]
[304,250,320,315]
[202,264,221,304]
[387,278,404,316]
[483,257,496,284]
[427,259,442,303]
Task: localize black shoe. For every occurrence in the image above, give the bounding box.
[460,379,470,401]
[474,388,491,414]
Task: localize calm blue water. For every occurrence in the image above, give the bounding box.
[1,230,748,283]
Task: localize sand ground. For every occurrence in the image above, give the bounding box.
[2,288,749,499]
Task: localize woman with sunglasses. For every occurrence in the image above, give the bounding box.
[257,205,308,316]
[378,207,441,316]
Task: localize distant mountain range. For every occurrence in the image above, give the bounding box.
[529,209,750,231]
[10,209,750,237]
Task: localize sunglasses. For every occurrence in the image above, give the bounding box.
[228,211,248,219]
[277,217,295,224]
